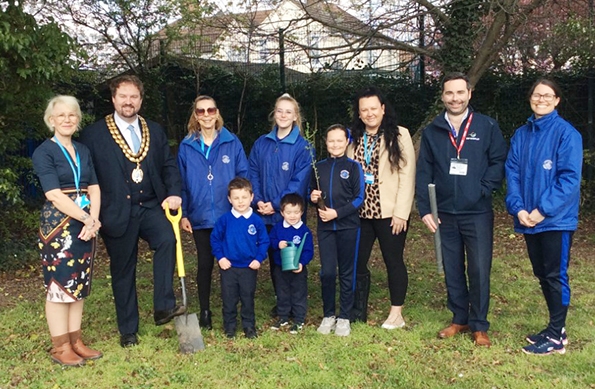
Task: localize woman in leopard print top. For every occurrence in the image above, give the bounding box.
[347,87,416,329]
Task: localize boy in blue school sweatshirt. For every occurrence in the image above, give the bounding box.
[211,177,270,338]
[268,193,314,333]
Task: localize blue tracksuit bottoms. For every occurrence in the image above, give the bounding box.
[318,228,360,320]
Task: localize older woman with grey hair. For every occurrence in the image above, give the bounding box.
[32,95,102,366]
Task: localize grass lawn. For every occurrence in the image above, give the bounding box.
[1,208,594,389]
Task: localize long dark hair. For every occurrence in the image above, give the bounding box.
[350,87,402,171]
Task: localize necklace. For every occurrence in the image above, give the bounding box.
[105,114,151,183]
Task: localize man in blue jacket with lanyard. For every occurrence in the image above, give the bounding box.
[416,72,507,348]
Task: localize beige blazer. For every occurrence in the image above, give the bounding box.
[347,126,416,220]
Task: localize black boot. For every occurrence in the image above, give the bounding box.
[350,273,371,323]
[200,310,212,330]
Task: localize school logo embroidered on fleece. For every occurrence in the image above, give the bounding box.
[248,224,257,235]
[292,235,301,245]
[282,162,289,171]
[543,159,553,170]
[222,155,230,164]
[340,170,350,179]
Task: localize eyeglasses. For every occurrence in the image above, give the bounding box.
[54,113,78,122]
[530,93,556,102]
[195,107,217,116]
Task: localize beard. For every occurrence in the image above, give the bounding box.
[118,105,139,118]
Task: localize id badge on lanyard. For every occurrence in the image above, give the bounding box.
[363,133,377,185]
[449,158,468,176]
[54,137,89,209]
[448,113,473,177]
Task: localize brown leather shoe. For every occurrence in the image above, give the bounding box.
[69,330,103,360]
[473,331,491,347]
[50,334,85,366]
[438,323,470,338]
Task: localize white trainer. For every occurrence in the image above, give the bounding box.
[381,316,406,330]
[335,318,351,336]
[317,316,336,335]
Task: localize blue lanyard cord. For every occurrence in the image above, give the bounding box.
[363,133,378,166]
[53,137,81,194]
[200,135,213,160]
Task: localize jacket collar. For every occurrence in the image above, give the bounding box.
[181,126,234,153]
[528,109,559,129]
[432,106,475,132]
[265,124,300,144]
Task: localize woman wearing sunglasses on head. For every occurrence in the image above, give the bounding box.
[178,95,249,330]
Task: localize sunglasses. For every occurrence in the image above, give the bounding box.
[195,107,217,116]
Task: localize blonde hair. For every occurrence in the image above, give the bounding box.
[270,93,303,133]
[187,95,224,136]
[43,95,82,132]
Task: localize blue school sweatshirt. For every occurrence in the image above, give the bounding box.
[268,220,314,267]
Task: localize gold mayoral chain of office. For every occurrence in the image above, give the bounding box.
[105,114,151,183]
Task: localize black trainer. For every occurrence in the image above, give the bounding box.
[270,319,289,330]
[244,327,258,339]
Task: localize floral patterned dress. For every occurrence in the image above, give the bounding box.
[32,139,98,302]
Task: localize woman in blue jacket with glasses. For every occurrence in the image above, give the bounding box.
[178,95,249,329]
[505,79,582,355]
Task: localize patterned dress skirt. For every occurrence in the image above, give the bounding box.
[38,190,95,303]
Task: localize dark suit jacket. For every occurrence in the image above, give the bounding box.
[79,116,182,238]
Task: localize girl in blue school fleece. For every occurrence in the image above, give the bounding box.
[249,94,312,305]
[311,125,364,336]
[248,99,312,226]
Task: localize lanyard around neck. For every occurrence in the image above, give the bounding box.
[448,112,474,159]
[363,133,378,166]
[53,137,81,194]
[200,134,213,160]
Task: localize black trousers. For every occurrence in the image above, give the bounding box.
[192,228,214,311]
[439,212,493,333]
[220,267,258,331]
[265,224,277,298]
[318,228,360,320]
[525,231,573,339]
[356,218,409,306]
[273,266,308,323]
[101,205,176,335]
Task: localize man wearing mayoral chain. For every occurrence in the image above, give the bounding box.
[80,75,185,347]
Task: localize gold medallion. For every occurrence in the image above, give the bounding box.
[132,165,144,183]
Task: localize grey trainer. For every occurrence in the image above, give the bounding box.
[317,316,336,335]
[335,318,351,336]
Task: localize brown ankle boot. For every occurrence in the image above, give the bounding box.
[69,329,103,360]
[50,333,85,366]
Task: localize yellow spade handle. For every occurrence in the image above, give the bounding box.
[165,203,185,278]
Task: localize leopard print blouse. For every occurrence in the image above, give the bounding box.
[353,133,382,219]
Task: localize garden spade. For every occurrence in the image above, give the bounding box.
[165,203,205,353]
